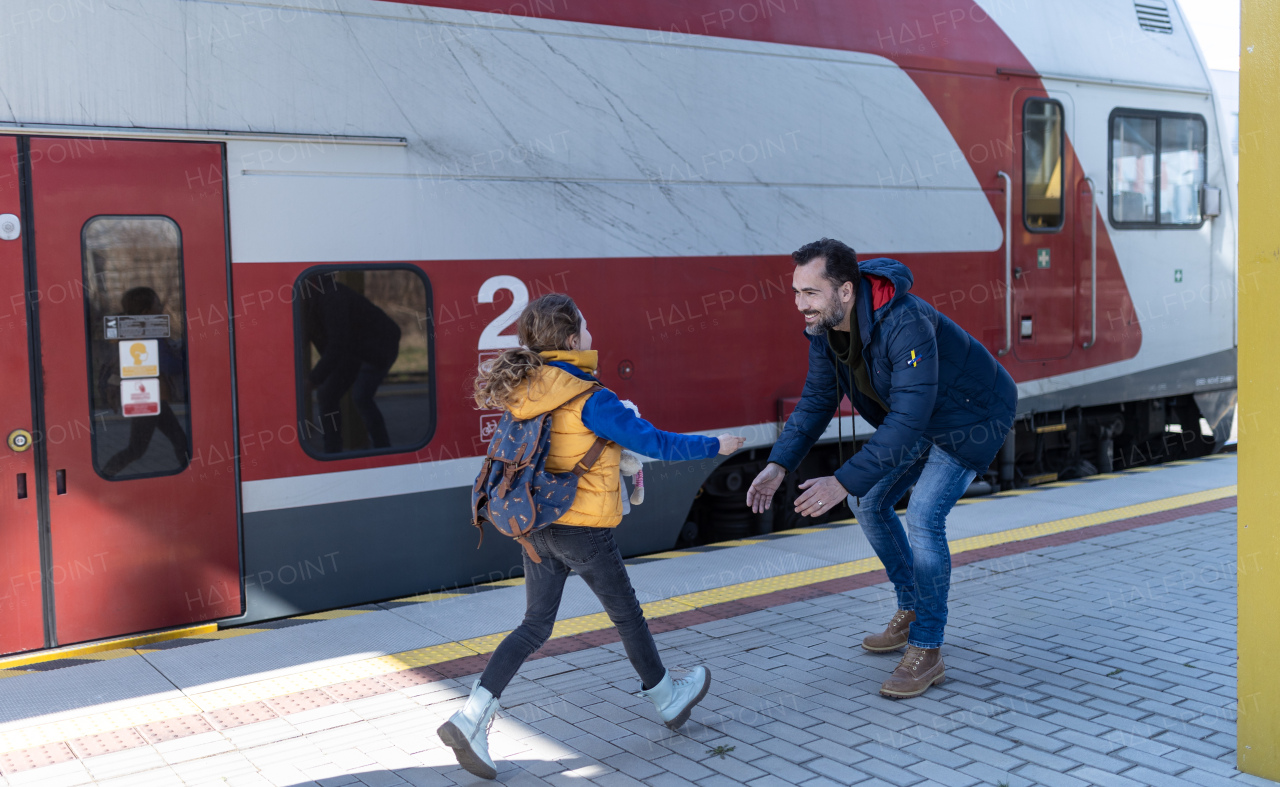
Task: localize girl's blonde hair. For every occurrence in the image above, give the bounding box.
[473,293,582,410]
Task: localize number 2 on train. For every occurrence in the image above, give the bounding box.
[477,275,528,351]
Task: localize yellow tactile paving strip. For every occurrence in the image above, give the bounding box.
[0,479,1237,755]
[0,612,381,681]
[0,625,218,672]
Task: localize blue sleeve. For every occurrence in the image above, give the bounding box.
[581,388,720,461]
[833,307,939,497]
[767,335,839,472]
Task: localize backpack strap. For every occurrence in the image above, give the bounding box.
[571,437,610,478]
[509,517,543,564]
[562,383,604,409]
[560,383,609,478]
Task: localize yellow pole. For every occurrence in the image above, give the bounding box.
[1239,0,1280,779]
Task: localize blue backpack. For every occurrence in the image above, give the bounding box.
[471,385,607,563]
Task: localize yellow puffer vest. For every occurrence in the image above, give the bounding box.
[507,350,623,528]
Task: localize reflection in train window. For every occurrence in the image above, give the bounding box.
[1111,115,1157,223]
[1109,110,1206,227]
[1023,98,1064,231]
[1160,116,1206,224]
[82,216,191,480]
[294,267,435,459]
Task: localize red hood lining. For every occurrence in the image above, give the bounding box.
[868,274,895,310]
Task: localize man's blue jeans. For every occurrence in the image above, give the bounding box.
[847,438,976,649]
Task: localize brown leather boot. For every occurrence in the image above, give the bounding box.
[861,609,915,653]
[879,646,945,699]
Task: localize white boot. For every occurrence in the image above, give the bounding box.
[437,680,500,779]
[638,667,711,730]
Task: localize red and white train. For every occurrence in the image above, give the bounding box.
[0,0,1236,655]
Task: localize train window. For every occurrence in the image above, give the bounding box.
[1160,116,1206,224]
[1111,115,1158,222]
[1109,109,1207,228]
[293,266,435,459]
[82,216,192,481]
[1023,98,1064,231]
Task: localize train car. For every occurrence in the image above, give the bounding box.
[0,0,1236,654]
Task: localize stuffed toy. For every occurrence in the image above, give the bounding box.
[618,400,645,510]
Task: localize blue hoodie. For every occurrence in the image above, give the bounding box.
[768,258,1018,497]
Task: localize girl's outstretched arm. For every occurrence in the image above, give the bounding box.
[581,388,720,461]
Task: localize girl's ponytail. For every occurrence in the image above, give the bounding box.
[472,292,583,411]
[473,348,544,410]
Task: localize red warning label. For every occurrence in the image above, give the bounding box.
[122,379,160,417]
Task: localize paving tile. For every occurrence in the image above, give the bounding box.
[137,714,216,745]
[66,729,148,760]
[0,743,78,776]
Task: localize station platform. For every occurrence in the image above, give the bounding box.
[0,454,1262,787]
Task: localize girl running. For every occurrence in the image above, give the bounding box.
[438,293,745,780]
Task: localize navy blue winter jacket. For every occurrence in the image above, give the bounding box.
[768,258,1018,497]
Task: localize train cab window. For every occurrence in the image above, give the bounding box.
[1109,109,1207,228]
[1023,98,1064,231]
[1160,116,1207,224]
[82,217,192,480]
[294,266,435,459]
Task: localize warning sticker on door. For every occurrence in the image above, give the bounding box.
[121,379,160,417]
[119,340,159,378]
[105,314,170,340]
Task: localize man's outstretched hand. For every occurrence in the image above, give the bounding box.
[794,476,849,519]
[746,462,786,513]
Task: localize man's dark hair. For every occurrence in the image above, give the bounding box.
[792,238,859,290]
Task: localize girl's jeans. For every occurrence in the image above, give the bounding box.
[479,525,666,697]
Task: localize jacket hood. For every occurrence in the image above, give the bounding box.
[858,257,914,298]
[507,358,597,419]
[540,349,598,374]
[855,257,915,343]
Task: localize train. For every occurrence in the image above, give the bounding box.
[0,0,1236,655]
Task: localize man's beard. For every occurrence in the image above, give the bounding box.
[803,295,847,336]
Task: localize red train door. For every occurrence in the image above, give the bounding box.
[0,138,47,654]
[1012,90,1077,362]
[25,137,241,647]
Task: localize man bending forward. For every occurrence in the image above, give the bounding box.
[748,238,1017,699]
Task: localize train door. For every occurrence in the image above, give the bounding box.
[1012,90,1077,361]
[0,138,46,655]
[11,137,241,650]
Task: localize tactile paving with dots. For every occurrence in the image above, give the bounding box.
[266,689,335,715]
[136,714,214,744]
[66,728,147,759]
[322,677,388,703]
[203,701,278,730]
[375,666,440,689]
[0,741,76,774]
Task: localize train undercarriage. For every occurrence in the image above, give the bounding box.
[680,390,1236,547]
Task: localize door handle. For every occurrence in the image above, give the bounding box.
[56,469,66,495]
[16,473,26,500]
[997,171,1012,357]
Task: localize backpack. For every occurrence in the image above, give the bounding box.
[471,384,608,563]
